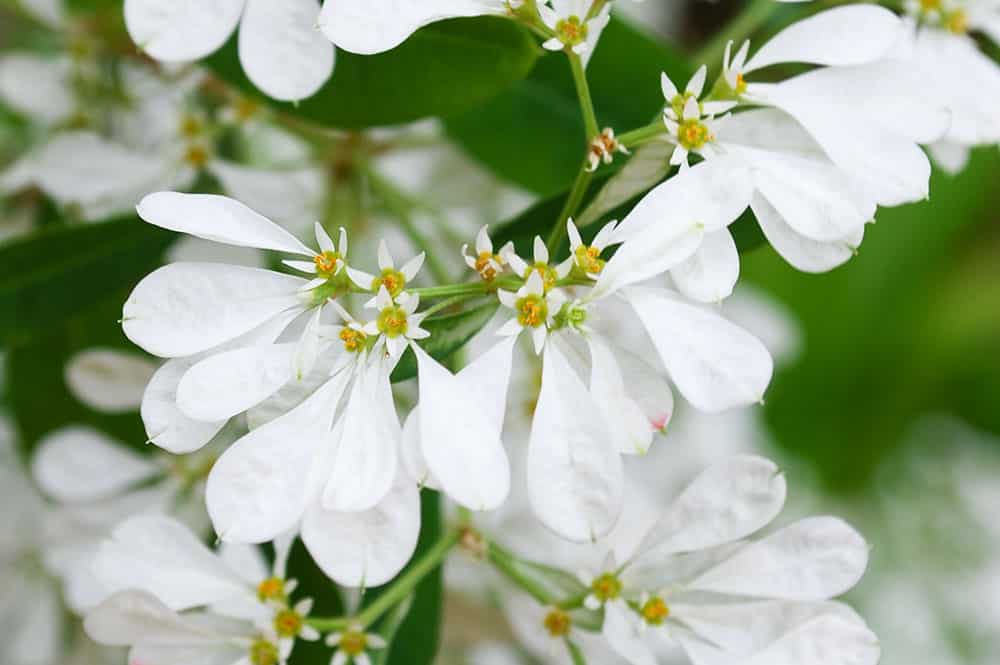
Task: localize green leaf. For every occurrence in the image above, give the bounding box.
[370,491,444,665]
[391,302,498,383]
[0,216,174,347]
[446,17,694,195]
[207,18,539,129]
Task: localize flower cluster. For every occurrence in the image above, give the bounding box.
[3,0,999,664]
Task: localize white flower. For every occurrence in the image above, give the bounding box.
[326,624,387,665]
[124,194,361,454]
[659,67,727,168]
[347,239,426,304]
[598,456,876,665]
[539,0,612,61]
[497,270,566,354]
[365,286,431,359]
[124,0,334,101]
[586,127,630,171]
[319,0,516,55]
[566,218,616,279]
[463,225,514,282]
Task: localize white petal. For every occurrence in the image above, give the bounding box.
[176,343,298,422]
[413,339,513,510]
[596,157,752,298]
[239,0,335,101]
[399,408,441,489]
[602,600,657,665]
[587,336,652,455]
[690,517,869,600]
[124,0,246,62]
[141,358,228,454]
[302,474,420,588]
[737,610,879,665]
[207,372,350,543]
[32,427,160,503]
[611,345,674,433]
[527,341,623,542]
[323,363,399,512]
[625,287,773,412]
[84,591,210,646]
[743,5,900,73]
[319,0,508,55]
[670,228,739,303]
[137,192,314,256]
[0,54,74,124]
[632,456,786,560]
[65,348,158,413]
[90,516,250,611]
[123,263,306,358]
[751,195,858,274]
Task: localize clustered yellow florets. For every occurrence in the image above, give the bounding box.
[574,244,605,274]
[677,119,713,150]
[556,16,589,46]
[273,608,304,639]
[340,327,368,353]
[313,250,342,277]
[590,573,622,603]
[372,268,406,297]
[516,294,548,328]
[377,305,409,338]
[249,639,279,665]
[543,608,572,637]
[340,631,368,656]
[257,577,286,603]
[640,596,670,625]
[524,263,559,291]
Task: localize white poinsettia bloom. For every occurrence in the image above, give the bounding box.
[539,0,612,61]
[318,0,517,55]
[717,6,948,208]
[204,306,421,587]
[124,0,334,101]
[364,287,430,358]
[497,270,567,354]
[897,0,1000,172]
[326,624,388,665]
[82,516,323,664]
[463,224,514,282]
[589,456,876,665]
[124,194,361,453]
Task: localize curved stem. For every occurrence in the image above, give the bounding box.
[568,53,600,140]
[487,542,556,605]
[618,121,668,149]
[546,162,594,252]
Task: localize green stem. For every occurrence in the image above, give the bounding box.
[357,528,460,628]
[546,162,594,252]
[618,121,668,149]
[693,0,780,69]
[568,53,599,140]
[487,542,555,605]
[307,528,460,632]
[566,639,589,665]
[420,294,472,318]
[410,278,516,300]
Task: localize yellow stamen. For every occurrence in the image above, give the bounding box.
[543,608,572,637]
[516,294,547,328]
[340,631,367,656]
[641,597,670,625]
[257,577,285,603]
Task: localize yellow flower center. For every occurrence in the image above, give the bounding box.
[249,639,279,665]
[377,305,408,338]
[313,250,342,277]
[340,327,368,353]
[641,597,670,625]
[556,16,589,46]
[945,9,968,33]
[920,0,942,11]
[257,577,285,603]
[543,608,572,638]
[183,144,210,168]
[734,72,747,95]
[670,92,695,119]
[574,245,604,274]
[516,294,548,328]
[273,609,303,639]
[677,119,712,150]
[340,631,367,656]
[179,115,203,139]
[524,263,558,291]
[474,252,500,282]
[234,98,261,123]
[372,268,406,298]
[591,573,622,603]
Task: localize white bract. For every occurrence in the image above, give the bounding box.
[124,0,334,101]
[589,456,876,665]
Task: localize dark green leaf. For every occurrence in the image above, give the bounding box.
[208,18,539,129]
[0,216,174,347]
[446,17,694,195]
[391,302,498,383]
